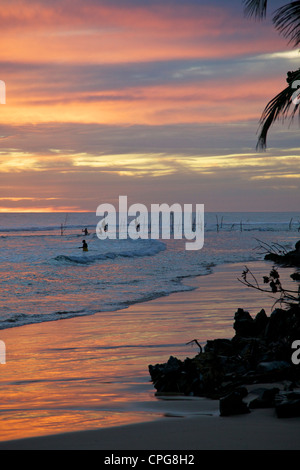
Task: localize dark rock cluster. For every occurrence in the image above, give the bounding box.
[148,304,300,418]
[264,240,300,267]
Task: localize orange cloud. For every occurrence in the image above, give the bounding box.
[1,72,286,126]
[0,1,285,64]
[1,0,288,128]
[0,1,288,129]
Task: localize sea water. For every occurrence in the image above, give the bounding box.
[0,211,299,330]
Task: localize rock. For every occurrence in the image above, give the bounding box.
[249,387,280,409]
[148,354,219,397]
[219,387,250,417]
[263,306,300,346]
[204,338,234,356]
[148,356,184,394]
[233,308,255,337]
[148,301,300,405]
[250,361,295,384]
[256,361,291,373]
[265,240,300,267]
[148,355,181,380]
[275,391,300,418]
[291,272,300,281]
[254,309,269,335]
[231,335,270,372]
[264,308,289,341]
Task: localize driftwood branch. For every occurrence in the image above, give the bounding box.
[253,238,288,256]
[186,339,203,353]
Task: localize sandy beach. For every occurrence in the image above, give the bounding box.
[2,406,300,450]
[0,260,299,450]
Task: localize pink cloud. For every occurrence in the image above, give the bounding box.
[0,1,286,64]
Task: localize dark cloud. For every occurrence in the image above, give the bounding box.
[3,49,298,103]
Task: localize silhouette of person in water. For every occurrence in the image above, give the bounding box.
[82,228,89,236]
[82,240,88,252]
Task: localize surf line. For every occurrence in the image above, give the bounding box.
[96,196,204,251]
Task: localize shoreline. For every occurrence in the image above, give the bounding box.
[0,258,296,335]
[0,260,299,449]
[1,396,300,450]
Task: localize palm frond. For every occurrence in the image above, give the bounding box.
[243,0,268,19]
[257,70,300,149]
[273,1,300,46]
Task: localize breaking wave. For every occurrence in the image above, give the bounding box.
[54,240,166,265]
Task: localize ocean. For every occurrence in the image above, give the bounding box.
[0,211,299,330]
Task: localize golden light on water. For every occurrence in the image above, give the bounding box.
[0,261,294,441]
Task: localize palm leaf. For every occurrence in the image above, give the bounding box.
[273,1,300,46]
[243,0,268,19]
[242,2,300,147]
[257,71,300,149]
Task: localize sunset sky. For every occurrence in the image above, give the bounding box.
[0,0,299,212]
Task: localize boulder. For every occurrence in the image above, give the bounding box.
[148,356,184,394]
[204,338,235,356]
[256,361,291,373]
[290,272,300,281]
[219,387,250,417]
[254,309,269,335]
[249,387,280,409]
[148,302,300,408]
[265,240,300,267]
[275,391,300,418]
[264,308,289,341]
[233,308,255,337]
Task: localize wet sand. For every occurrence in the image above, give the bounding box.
[2,406,300,450]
